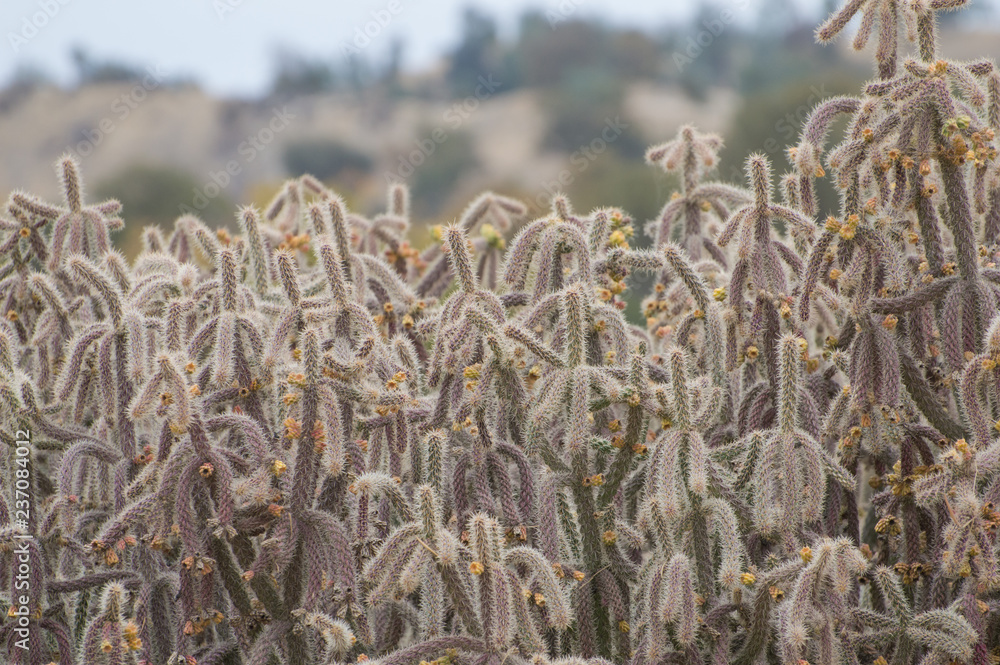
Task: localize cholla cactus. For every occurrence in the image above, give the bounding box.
[3,2,1000,663]
[645,125,749,263]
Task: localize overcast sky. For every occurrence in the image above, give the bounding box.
[3,0,998,97]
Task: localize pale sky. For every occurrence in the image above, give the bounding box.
[2,0,819,96]
[2,0,998,97]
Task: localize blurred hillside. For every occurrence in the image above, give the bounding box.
[2,6,999,256]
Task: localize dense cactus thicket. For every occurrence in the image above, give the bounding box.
[4,1,1000,664]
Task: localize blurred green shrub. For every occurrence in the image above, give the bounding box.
[283,139,373,182]
[93,164,235,256]
[410,130,479,217]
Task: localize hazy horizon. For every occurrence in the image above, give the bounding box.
[9,0,991,98]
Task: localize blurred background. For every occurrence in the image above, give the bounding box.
[3,0,1000,258]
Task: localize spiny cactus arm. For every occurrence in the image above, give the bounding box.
[906,609,978,661]
[356,254,418,307]
[597,401,643,506]
[502,218,548,290]
[776,335,803,434]
[47,570,138,595]
[695,182,751,208]
[703,498,745,591]
[559,222,594,285]
[315,197,351,281]
[95,494,156,546]
[261,307,300,376]
[28,272,71,333]
[768,203,817,247]
[9,189,60,220]
[102,248,130,293]
[715,208,750,248]
[237,314,265,360]
[644,433,685,515]
[495,441,535,526]
[816,0,907,79]
[127,272,184,309]
[56,439,121,500]
[898,347,967,440]
[562,284,591,368]
[361,523,420,604]
[443,225,479,294]
[304,201,328,239]
[503,546,572,629]
[796,429,855,490]
[179,213,222,264]
[379,636,486,665]
[67,255,124,328]
[55,322,108,402]
[209,311,237,388]
[414,252,453,299]
[274,248,301,307]
[870,274,958,314]
[872,564,914,625]
[588,208,612,256]
[647,199,685,250]
[503,322,564,368]
[904,626,975,661]
[458,191,525,233]
[772,237,806,280]
[354,472,415,523]
[319,240,349,309]
[529,225,567,300]
[960,355,995,446]
[215,246,242,313]
[802,96,865,156]
[368,539,423,605]
[660,554,698,647]
[645,136,685,172]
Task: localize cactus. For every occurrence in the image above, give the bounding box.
[3,2,1000,662]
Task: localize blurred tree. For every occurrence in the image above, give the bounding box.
[565,152,664,224]
[665,3,745,99]
[283,140,373,182]
[345,54,374,95]
[734,25,848,95]
[270,50,337,97]
[381,38,405,95]
[71,47,144,85]
[8,63,52,88]
[0,65,52,113]
[447,8,500,96]
[516,16,602,88]
[754,0,801,36]
[540,69,645,160]
[410,130,479,217]
[608,30,661,80]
